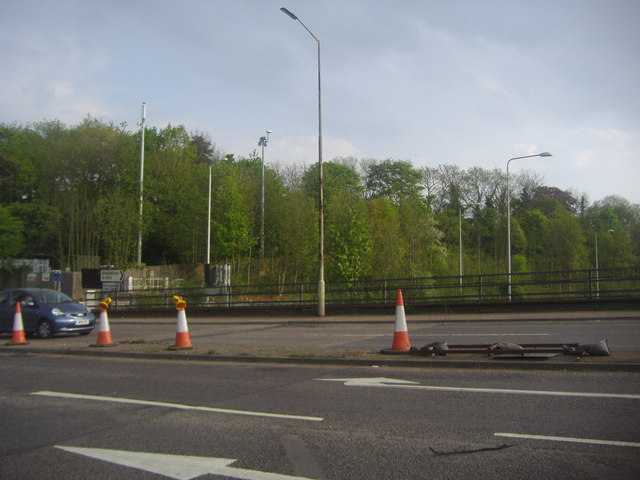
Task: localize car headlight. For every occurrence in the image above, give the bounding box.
[51,308,64,316]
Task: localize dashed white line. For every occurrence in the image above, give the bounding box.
[32,391,323,422]
[495,432,640,448]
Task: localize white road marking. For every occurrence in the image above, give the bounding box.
[300,333,549,337]
[495,433,640,448]
[436,333,550,336]
[56,446,319,480]
[317,377,640,399]
[33,391,323,422]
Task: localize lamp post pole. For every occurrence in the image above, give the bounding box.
[459,206,463,294]
[258,130,271,260]
[136,102,146,266]
[506,152,552,301]
[206,161,212,265]
[281,7,325,316]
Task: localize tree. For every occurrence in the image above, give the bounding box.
[363,159,423,203]
[0,206,23,259]
[584,196,638,268]
[520,209,548,271]
[209,157,254,261]
[8,202,59,259]
[366,197,402,278]
[302,161,363,203]
[544,204,586,271]
[144,125,207,264]
[325,189,372,283]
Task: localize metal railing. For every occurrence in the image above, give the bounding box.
[86,267,640,312]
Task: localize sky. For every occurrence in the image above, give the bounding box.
[2,0,639,204]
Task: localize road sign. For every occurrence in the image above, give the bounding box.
[101,282,122,292]
[100,270,124,283]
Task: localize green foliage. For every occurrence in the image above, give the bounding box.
[545,205,587,270]
[325,190,372,283]
[8,202,59,258]
[1,117,638,285]
[363,159,423,202]
[0,206,24,259]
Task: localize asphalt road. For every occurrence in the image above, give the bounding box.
[1,353,638,479]
[6,310,640,350]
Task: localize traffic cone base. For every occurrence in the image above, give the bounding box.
[381,289,412,355]
[7,303,29,346]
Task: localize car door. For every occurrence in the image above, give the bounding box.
[0,290,13,333]
[12,290,39,333]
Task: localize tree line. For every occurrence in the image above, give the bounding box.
[0,117,638,286]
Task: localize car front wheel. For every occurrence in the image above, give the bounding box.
[37,320,54,339]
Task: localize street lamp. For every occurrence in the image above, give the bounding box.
[258,130,272,260]
[281,7,325,316]
[506,152,552,301]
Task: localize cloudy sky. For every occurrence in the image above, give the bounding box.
[2,0,638,203]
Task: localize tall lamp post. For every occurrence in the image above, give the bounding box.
[258,130,272,260]
[205,159,213,265]
[506,152,552,301]
[281,7,325,316]
[136,102,146,266]
[459,206,463,294]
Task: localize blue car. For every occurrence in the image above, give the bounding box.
[0,288,96,339]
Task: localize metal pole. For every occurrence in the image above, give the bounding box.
[258,130,270,260]
[136,102,146,266]
[260,139,265,259]
[459,206,463,294]
[506,159,512,301]
[281,8,325,316]
[316,31,325,317]
[595,232,599,298]
[206,162,212,265]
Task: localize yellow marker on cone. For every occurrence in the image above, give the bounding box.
[7,302,28,345]
[91,297,117,347]
[169,295,192,350]
[381,289,412,354]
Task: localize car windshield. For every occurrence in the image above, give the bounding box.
[33,290,75,304]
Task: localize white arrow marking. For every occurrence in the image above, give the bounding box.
[33,391,323,422]
[319,377,419,387]
[56,446,318,480]
[317,377,640,399]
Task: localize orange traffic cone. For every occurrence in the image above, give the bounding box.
[7,302,28,345]
[381,289,411,354]
[90,298,117,347]
[169,296,192,350]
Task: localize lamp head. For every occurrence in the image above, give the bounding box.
[539,152,552,157]
[280,7,298,20]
